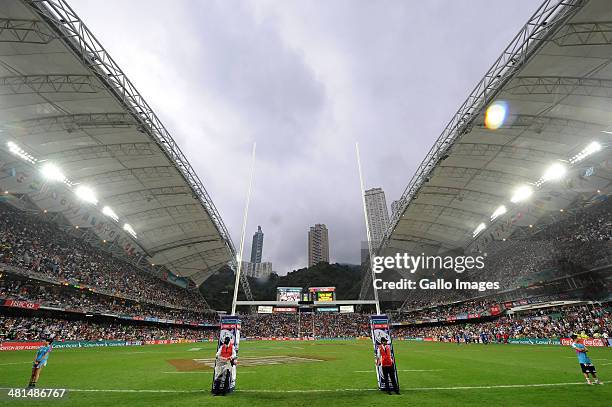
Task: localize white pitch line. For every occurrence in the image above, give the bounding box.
[354,369,443,373]
[0,361,31,366]
[239,382,587,393]
[0,382,586,394]
[162,371,256,374]
[115,351,190,355]
[162,371,209,374]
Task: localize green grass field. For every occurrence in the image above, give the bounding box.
[0,340,610,406]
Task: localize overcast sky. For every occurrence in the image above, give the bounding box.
[70,0,539,273]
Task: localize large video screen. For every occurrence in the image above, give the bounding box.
[277,287,302,302]
[309,287,336,302]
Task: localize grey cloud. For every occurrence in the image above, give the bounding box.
[70,0,539,274]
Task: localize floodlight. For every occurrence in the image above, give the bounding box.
[123,223,137,239]
[491,205,507,221]
[569,141,602,164]
[6,141,37,164]
[541,162,566,182]
[40,162,66,183]
[102,206,119,222]
[510,185,533,203]
[473,222,486,237]
[75,185,98,205]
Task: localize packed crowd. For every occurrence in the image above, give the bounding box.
[395,304,611,342]
[0,276,218,324]
[396,200,612,309]
[398,299,499,319]
[0,203,207,310]
[491,199,612,286]
[0,316,214,342]
[0,312,370,342]
[534,199,612,244]
[240,313,370,338]
[1,303,608,342]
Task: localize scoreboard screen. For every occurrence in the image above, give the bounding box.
[277,287,302,302]
[316,292,333,302]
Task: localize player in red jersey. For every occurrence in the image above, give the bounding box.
[376,337,400,395]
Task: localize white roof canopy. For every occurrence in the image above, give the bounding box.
[384,0,612,256]
[0,0,235,285]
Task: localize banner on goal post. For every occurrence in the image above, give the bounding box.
[370,315,399,392]
[211,316,241,394]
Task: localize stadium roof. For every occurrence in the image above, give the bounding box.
[382,0,612,257]
[0,0,235,285]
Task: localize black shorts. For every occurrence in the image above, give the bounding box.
[580,363,596,374]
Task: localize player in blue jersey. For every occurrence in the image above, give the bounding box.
[570,335,602,385]
[28,337,53,388]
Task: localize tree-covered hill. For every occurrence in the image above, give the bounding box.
[199,263,364,312]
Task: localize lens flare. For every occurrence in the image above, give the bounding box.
[541,162,566,183]
[484,101,508,130]
[510,185,533,203]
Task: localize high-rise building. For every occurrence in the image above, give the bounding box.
[250,225,264,264]
[241,261,273,278]
[308,224,329,267]
[365,187,390,246]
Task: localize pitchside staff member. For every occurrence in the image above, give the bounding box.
[376,337,400,395]
[213,336,236,396]
[570,335,603,385]
[28,337,53,388]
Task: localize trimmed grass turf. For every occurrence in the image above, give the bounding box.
[0,340,610,406]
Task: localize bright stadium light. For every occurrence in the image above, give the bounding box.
[569,141,602,164]
[484,101,508,130]
[6,141,37,164]
[40,162,66,183]
[75,185,98,205]
[102,206,119,222]
[511,185,533,203]
[541,162,566,183]
[473,222,486,237]
[123,223,137,239]
[490,205,507,221]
